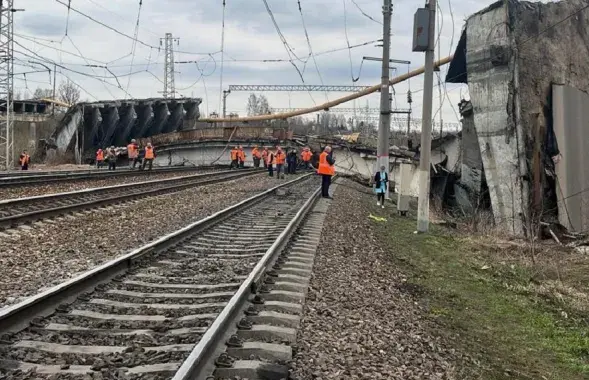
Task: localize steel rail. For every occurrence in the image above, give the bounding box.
[0,173,315,334]
[0,165,227,187]
[173,178,322,380]
[0,169,262,228]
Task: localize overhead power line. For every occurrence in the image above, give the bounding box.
[350,0,383,25]
[85,0,159,38]
[124,0,144,98]
[261,0,314,104]
[53,0,213,56]
[298,0,328,102]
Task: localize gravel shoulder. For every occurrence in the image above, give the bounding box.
[0,170,216,200]
[290,179,472,380]
[291,179,589,380]
[0,173,306,309]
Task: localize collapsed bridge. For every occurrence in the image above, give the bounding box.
[49,97,202,156]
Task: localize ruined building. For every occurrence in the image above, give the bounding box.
[447,0,589,235]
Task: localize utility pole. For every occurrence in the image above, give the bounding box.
[222,89,230,129]
[0,0,15,170]
[377,0,392,200]
[161,33,179,98]
[415,0,437,232]
[52,63,56,115]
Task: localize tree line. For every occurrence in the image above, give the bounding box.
[13,79,81,106]
[245,93,377,136]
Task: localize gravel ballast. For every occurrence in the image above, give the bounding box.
[0,173,308,309]
[290,180,467,379]
[0,170,216,200]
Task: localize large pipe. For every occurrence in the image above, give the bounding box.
[201,55,453,123]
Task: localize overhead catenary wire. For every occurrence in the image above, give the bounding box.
[342,0,357,84]
[53,0,213,56]
[218,0,227,114]
[84,0,160,38]
[14,42,135,98]
[64,35,118,99]
[350,0,382,25]
[297,0,328,102]
[261,0,315,105]
[14,33,107,64]
[124,0,144,98]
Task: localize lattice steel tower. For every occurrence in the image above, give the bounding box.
[161,33,179,98]
[0,0,14,169]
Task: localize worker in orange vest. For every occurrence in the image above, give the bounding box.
[252,145,262,168]
[142,143,155,171]
[301,147,312,170]
[238,145,246,168]
[317,146,335,198]
[95,148,105,169]
[261,147,269,169]
[275,147,286,179]
[230,146,239,169]
[127,139,140,169]
[19,150,30,170]
[266,148,275,177]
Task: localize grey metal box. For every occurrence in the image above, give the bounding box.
[412,8,430,52]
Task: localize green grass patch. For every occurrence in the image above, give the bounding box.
[372,208,589,380]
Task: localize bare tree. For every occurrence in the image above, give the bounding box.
[33,88,53,99]
[246,93,272,116]
[57,80,80,105]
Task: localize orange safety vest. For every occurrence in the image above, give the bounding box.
[317,152,335,176]
[19,154,30,166]
[238,149,246,161]
[266,151,275,165]
[275,151,285,165]
[252,148,261,159]
[127,143,138,159]
[230,149,238,160]
[96,150,104,161]
[145,146,154,159]
[301,150,312,162]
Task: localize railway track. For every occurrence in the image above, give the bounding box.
[0,166,227,188]
[0,169,261,229]
[0,174,324,379]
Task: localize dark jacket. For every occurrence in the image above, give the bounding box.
[374,171,388,189]
[326,152,335,165]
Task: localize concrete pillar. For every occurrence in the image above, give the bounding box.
[184,100,200,122]
[28,122,36,153]
[86,107,103,148]
[163,102,185,133]
[148,102,170,136]
[114,104,138,146]
[133,104,154,138]
[99,106,120,147]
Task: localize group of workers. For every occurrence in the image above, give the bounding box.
[230,144,335,198]
[95,139,156,171]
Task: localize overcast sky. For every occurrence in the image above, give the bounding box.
[15,0,500,126]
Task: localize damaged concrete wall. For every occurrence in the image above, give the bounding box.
[552,84,589,232]
[465,1,528,234]
[510,0,589,230]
